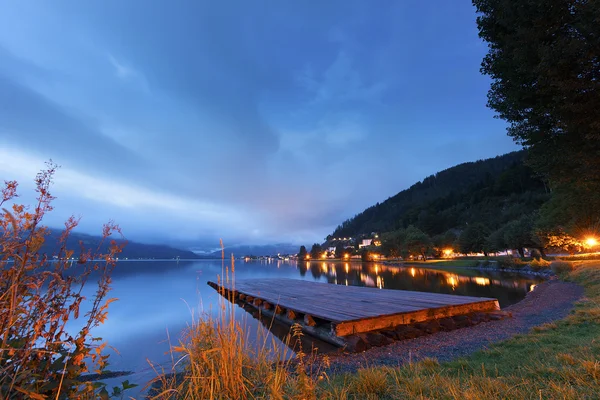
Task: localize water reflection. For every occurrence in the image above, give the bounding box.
[296,261,544,307]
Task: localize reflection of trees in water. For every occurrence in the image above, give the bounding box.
[298,262,545,308]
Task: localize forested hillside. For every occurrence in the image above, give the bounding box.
[331,151,549,239]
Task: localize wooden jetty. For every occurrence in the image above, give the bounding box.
[208,278,502,349]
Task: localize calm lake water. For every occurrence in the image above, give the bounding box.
[87,259,544,391]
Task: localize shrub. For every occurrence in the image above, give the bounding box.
[530,248,542,260]
[529,258,551,271]
[550,260,574,275]
[496,256,526,269]
[0,162,124,399]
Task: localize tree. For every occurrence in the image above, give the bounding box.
[334,244,345,259]
[309,243,322,259]
[503,215,542,257]
[432,230,458,255]
[381,229,406,258]
[474,0,600,231]
[404,225,432,261]
[458,223,491,256]
[539,228,583,255]
[297,245,307,260]
[486,226,507,254]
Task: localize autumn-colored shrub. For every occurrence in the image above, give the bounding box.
[529,258,550,271]
[550,260,574,275]
[0,162,125,399]
[496,256,526,269]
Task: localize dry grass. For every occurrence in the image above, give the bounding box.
[529,257,551,271]
[148,255,326,400]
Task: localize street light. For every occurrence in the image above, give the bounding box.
[585,237,598,248]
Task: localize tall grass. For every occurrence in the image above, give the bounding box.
[148,252,327,400]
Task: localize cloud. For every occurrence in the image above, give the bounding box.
[0,0,520,249]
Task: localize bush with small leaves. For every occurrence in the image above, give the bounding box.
[0,162,127,399]
[550,260,574,275]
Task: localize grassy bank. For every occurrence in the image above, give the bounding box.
[324,261,600,399]
[397,259,481,268]
[153,262,599,399]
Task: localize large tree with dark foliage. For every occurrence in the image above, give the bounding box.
[309,243,322,259]
[297,245,308,260]
[458,223,491,256]
[503,214,543,257]
[474,0,600,232]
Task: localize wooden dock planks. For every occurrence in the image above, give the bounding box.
[209,278,500,336]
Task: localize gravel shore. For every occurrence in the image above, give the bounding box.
[325,278,584,374]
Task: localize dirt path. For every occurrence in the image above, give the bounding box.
[325,279,584,373]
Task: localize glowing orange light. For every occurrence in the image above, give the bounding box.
[305,255,310,260]
[322,252,328,259]
[443,248,453,256]
[345,263,349,273]
[410,267,416,277]
[585,237,598,247]
[447,275,458,289]
[474,277,490,286]
[344,253,349,259]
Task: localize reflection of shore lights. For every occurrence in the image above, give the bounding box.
[321,263,328,273]
[585,237,598,247]
[410,267,416,277]
[474,277,490,286]
[447,275,458,289]
[375,265,379,274]
[345,263,349,273]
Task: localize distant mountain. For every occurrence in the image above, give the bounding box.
[202,243,301,258]
[40,230,201,260]
[331,150,549,239]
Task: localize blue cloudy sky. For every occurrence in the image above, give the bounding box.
[0,0,519,248]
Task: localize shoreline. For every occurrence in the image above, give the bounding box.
[322,277,583,374]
